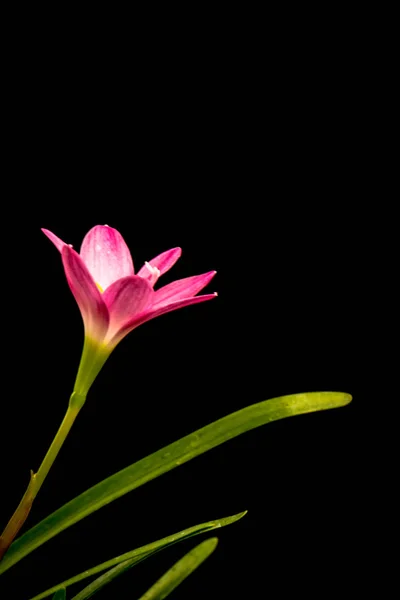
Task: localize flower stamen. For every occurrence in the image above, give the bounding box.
[144,261,161,286]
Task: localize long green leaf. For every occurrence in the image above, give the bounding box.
[29,512,246,600]
[137,538,218,600]
[0,391,351,575]
[69,558,139,600]
[69,539,217,600]
[52,589,66,600]
[68,538,217,600]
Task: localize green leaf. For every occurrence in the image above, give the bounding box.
[29,511,246,600]
[0,391,351,575]
[52,589,66,600]
[67,538,217,600]
[69,559,138,600]
[137,538,218,600]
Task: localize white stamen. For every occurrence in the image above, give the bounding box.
[144,261,161,285]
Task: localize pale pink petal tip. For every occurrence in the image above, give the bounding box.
[80,225,134,291]
[41,228,68,253]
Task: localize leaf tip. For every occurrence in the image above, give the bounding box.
[203,537,219,552]
[343,393,352,405]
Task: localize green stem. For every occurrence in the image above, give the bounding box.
[0,392,86,562]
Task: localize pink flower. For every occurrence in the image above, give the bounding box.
[42,225,216,399]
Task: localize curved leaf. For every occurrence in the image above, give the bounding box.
[137,538,218,600]
[63,539,217,600]
[0,391,351,575]
[29,512,246,600]
[70,559,138,600]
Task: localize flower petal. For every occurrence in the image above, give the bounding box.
[80,225,134,291]
[102,276,154,344]
[106,293,217,347]
[137,247,182,281]
[152,271,216,309]
[42,228,69,252]
[62,246,109,342]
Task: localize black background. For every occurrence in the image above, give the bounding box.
[0,14,373,600]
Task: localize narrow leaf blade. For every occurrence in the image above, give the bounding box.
[70,559,136,600]
[68,538,217,600]
[137,538,218,600]
[0,391,351,574]
[29,512,246,600]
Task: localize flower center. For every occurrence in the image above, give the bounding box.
[96,282,104,293]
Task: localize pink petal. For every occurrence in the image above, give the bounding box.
[137,247,182,281]
[62,246,109,342]
[106,293,217,347]
[152,271,216,309]
[42,228,69,252]
[102,276,154,343]
[80,225,134,291]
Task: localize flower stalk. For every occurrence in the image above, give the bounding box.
[0,393,85,561]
